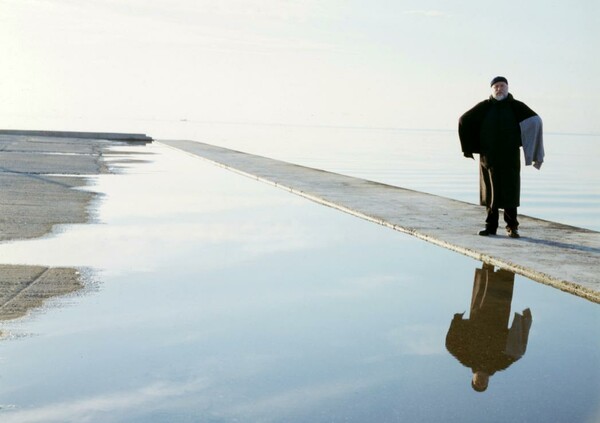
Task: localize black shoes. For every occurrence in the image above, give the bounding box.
[478,227,520,238]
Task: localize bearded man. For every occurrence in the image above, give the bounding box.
[458,76,544,238]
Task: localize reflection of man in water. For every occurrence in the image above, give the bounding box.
[446,263,532,392]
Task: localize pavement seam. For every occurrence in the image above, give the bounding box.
[0,267,51,312]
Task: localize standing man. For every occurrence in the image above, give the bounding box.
[458,76,543,238]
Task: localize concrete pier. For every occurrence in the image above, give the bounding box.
[161,140,600,303]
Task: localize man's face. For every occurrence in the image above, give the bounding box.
[472,371,490,391]
[491,82,509,100]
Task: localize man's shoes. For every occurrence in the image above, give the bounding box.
[478,228,497,236]
[506,227,520,238]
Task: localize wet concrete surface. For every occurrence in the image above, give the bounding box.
[161,140,600,303]
[0,135,107,241]
[0,265,82,321]
[0,132,151,323]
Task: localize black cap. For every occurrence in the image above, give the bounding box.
[490,76,508,87]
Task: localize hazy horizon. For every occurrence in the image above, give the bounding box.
[2,1,599,134]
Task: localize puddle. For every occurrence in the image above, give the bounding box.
[0,138,598,422]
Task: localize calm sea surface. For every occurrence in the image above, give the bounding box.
[0,121,598,422]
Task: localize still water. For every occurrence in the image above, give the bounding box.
[0,122,598,422]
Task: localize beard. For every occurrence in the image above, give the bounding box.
[493,92,508,101]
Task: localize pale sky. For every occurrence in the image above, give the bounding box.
[1,0,599,133]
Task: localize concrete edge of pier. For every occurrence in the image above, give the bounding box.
[160,139,600,304]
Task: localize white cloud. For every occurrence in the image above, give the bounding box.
[0,380,208,423]
[0,220,314,272]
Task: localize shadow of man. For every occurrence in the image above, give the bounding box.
[446,263,533,392]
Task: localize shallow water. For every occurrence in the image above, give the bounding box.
[0,124,598,422]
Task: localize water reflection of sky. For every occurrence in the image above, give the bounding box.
[0,135,598,422]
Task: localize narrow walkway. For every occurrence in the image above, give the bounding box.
[161,140,600,303]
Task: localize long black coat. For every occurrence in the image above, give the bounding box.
[458,94,537,208]
[445,265,532,377]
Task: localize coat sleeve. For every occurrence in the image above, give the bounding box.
[458,101,487,157]
[512,100,538,122]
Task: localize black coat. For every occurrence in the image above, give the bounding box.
[445,266,532,377]
[458,94,537,208]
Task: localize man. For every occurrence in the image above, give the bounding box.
[445,263,533,392]
[458,76,543,238]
